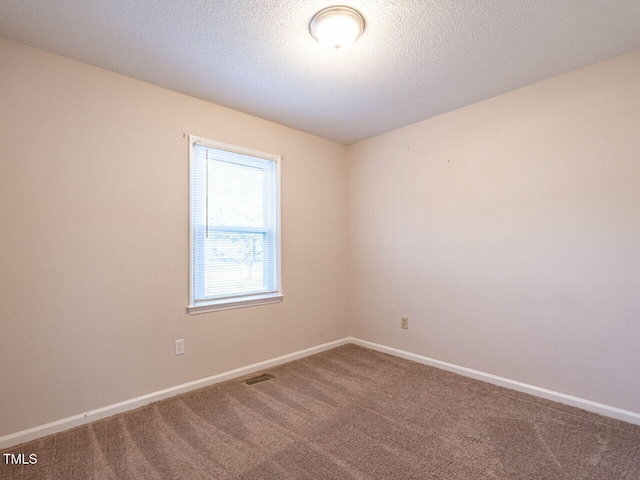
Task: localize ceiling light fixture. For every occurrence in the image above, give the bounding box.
[310,6,365,51]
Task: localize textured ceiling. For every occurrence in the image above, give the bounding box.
[1,1,640,144]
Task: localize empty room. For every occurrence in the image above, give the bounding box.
[1,1,639,478]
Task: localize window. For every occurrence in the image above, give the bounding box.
[188,136,282,313]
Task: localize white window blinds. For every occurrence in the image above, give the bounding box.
[189,137,281,312]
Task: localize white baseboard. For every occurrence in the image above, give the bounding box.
[0,337,350,450]
[349,337,640,426]
[4,335,639,450]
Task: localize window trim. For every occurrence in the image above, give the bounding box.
[187,135,283,314]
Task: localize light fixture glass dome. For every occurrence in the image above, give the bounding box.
[310,6,365,51]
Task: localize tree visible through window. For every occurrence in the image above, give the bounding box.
[189,136,282,313]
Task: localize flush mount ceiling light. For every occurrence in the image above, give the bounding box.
[310,6,365,51]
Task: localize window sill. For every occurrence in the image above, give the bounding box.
[187,293,284,314]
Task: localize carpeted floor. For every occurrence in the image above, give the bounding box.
[2,344,639,479]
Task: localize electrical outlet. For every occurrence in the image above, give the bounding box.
[175,339,185,356]
[401,316,409,329]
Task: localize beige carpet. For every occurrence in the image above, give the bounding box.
[2,344,639,479]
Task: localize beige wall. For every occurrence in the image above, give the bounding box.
[348,51,640,413]
[0,38,349,436]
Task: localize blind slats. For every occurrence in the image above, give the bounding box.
[191,141,280,303]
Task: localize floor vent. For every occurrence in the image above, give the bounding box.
[243,373,274,386]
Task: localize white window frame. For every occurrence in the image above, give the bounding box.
[187,135,283,314]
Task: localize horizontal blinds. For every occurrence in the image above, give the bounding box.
[191,142,278,302]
